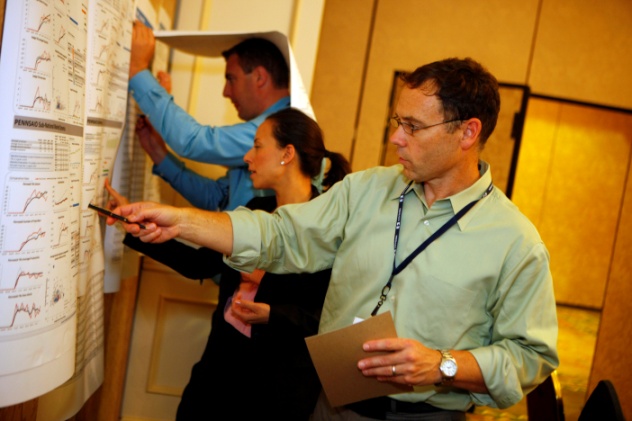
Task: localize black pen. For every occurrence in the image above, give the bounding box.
[88,203,147,229]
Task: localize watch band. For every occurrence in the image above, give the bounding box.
[438,349,457,386]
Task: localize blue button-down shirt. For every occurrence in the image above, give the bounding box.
[129,70,290,210]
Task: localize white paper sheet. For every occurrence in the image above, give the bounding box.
[36,0,134,417]
[0,0,86,407]
[0,0,133,413]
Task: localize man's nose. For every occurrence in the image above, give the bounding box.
[389,128,406,147]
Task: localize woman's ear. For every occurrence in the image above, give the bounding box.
[282,144,296,164]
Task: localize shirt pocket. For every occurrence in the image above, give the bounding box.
[397,273,490,349]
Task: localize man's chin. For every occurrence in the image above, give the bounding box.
[401,168,418,182]
[238,110,254,121]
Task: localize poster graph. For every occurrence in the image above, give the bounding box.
[0,0,133,411]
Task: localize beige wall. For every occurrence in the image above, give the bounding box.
[310,0,375,162]
[530,0,632,109]
[312,0,632,171]
[589,157,632,418]
[353,0,542,170]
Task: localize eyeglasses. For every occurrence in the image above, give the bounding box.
[389,117,461,135]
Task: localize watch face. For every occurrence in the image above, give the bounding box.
[441,360,457,377]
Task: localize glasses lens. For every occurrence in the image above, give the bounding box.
[390,117,412,134]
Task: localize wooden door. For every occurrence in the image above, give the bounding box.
[512,98,632,308]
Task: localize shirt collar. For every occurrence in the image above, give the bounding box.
[390,171,414,201]
[251,96,292,125]
[273,96,291,110]
[448,161,493,229]
[391,161,494,229]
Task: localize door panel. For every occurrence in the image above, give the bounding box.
[513,98,632,308]
[121,258,218,421]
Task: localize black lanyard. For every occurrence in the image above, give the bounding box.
[370,180,494,316]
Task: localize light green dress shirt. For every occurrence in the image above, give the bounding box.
[226,162,559,411]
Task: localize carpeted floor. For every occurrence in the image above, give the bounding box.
[466,305,600,421]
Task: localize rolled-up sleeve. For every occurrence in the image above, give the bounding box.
[469,242,558,408]
[224,177,351,274]
[225,206,265,272]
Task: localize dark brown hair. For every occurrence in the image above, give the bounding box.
[401,57,500,146]
[222,38,289,89]
[266,108,351,190]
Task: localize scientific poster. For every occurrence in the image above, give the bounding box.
[0,0,134,414]
[36,0,134,418]
[0,0,87,407]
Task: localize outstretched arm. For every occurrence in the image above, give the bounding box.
[135,115,231,211]
[104,180,226,279]
[134,70,171,165]
[109,202,234,255]
[135,115,168,165]
[123,235,225,281]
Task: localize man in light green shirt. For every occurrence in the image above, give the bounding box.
[113,57,558,420]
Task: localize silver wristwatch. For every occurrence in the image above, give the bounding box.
[438,350,457,386]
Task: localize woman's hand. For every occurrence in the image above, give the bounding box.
[231,299,271,325]
[135,116,168,164]
[230,269,270,324]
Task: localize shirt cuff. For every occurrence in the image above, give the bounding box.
[152,152,184,178]
[223,207,263,272]
[128,69,155,97]
[469,347,524,408]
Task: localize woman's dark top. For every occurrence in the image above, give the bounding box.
[123,193,329,420]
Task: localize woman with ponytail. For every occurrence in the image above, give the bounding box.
[107,108,351,420]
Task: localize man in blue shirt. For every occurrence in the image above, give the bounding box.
[128,21,291,210]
